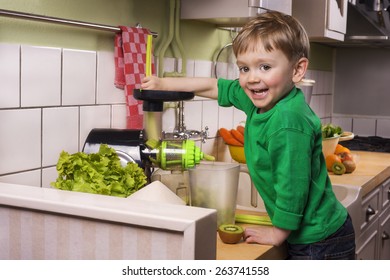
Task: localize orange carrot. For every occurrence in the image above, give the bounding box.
[236,125,245,135]
[226,137,243,146]
[218,128,232,142]
[231,129,244,145]
[218,128,243,146]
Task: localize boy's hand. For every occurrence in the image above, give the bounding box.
[244,226,290,247]
[141,76,163,90]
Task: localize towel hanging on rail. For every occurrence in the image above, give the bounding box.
[114,26,155,129]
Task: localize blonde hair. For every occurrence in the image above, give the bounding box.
[233,11,310,63]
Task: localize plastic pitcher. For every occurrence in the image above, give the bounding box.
[188,161,251,228]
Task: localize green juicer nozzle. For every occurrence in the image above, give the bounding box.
[157,139,214,170]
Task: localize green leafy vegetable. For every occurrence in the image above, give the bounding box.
[321,123,343,139]
[51,144,147,197]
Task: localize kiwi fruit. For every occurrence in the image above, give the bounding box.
[343,160,356,173]
[332,161,346,175]
[218,224,244,244]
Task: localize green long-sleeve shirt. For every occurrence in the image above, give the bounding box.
[218,78,347,244]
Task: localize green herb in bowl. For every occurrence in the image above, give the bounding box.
[321,123,343,139]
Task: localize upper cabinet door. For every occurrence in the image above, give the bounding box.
[327,0,349,34]
[292,0,348,42]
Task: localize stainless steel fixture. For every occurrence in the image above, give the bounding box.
[344,1,390,44]
[0,8,158,37]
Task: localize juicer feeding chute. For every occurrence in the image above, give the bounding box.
[133,88,194,141]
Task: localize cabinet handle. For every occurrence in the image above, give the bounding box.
[387,188,390,200]
[382,231,389,241]
[365,205,376,221]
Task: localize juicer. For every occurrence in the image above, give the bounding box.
[83,89,213,182]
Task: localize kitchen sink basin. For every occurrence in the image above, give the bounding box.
[331,183,362,233]
[331,184,362,211]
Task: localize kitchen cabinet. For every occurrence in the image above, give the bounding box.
[379,179,390,259]
[356,178,390,259]
[292,0,348,42]
[356,219,379,260]
[356,188,380,259]
[379,206,390,259]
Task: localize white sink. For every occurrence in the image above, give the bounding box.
[332,184,362,211]
[332,184,362,234]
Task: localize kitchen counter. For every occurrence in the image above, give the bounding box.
[0,183,217,259]
[216,210,287,260]
[329,151,390,196]
[217,150,390,260]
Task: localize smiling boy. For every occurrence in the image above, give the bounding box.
[141,11,355,259]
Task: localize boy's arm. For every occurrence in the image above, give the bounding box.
[244,226,291,247]
[141,76,219,99]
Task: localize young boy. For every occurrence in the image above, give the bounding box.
[141,11,355,259]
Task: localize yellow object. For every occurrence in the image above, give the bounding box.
[235,214,272,226]
[228,145,246,163]
[145,34,153,77]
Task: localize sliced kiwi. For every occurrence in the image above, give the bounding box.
[332,161,346,175]
[218,224,244,244]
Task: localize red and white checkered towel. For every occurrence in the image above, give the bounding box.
[114,26,155,129]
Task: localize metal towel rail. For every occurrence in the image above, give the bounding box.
[0,8,158,37]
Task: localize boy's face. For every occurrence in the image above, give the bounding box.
[236,45,305,112]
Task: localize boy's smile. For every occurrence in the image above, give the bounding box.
[236,46,304,113]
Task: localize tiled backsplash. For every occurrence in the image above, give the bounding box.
[332,116,390,137]
[0,43,335,187]
[0,43,126,187]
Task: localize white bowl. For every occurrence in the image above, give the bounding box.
[322,135,340,158]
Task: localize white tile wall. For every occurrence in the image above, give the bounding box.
[201,100,219,138]
[0,44,20,108]
[21,45,62,107]
[111,104,128,128]
[331,114,390,137]
[96,51,126,104]
[0,109,41,174]
[0,170,41,187]
[332,116,353,132]
[215,62,228,79]
[42,167,58,189]
[183,100,202,132]
[352,118,377,137]
[79,105,111,148]
[62,49,96,105]
[0,44,127,187]
[194,60,213,78]
[42,107,79,166]
[305,69,333,120]
[377,119,390,138]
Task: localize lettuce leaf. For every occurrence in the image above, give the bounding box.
[51,144,147,197]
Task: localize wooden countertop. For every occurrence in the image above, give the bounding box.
[216,210,287,260]
[329,151,390,196]
[216,151,390,260]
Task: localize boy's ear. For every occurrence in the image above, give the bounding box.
[292,57,309,83]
